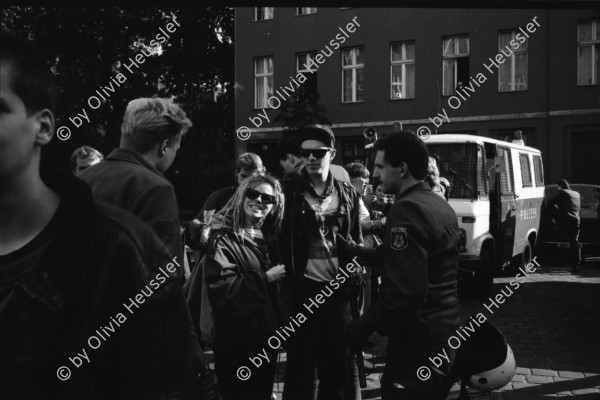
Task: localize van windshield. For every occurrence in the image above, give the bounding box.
[427,143,484,199]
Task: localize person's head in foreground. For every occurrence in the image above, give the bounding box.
[120,97,192,173]
[372,130,429,196]
[0,29,56,183]
[298,124,336,180]
[70,145,103,175]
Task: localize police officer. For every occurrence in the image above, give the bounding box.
[340,130,460,400]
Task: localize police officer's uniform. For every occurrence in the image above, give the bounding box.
[347,181,460,399]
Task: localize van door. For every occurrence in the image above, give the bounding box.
[493,146,517,266]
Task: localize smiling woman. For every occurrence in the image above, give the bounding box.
[185,174,287,400]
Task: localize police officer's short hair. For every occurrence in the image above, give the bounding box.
[373,130,429,180]
[1,29,56,115]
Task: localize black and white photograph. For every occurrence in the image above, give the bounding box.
[1,3,599,400]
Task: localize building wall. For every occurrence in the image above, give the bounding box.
[235,7,600,183]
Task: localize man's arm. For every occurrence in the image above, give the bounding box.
[348,203,429,341]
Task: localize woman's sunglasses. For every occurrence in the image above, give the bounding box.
[246,188,276,205]
[299,148,330,159]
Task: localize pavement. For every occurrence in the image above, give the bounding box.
[208,257,600,399]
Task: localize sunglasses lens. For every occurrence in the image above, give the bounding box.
[300,149,328,159]
[246,189,275,204]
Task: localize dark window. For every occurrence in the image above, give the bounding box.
[341,139,367,167]
[427,143,478,199]
[497,147,514,195]
[533,155,544,186]
[519,153,532,187]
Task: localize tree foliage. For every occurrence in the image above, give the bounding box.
[1,6,235,209]
[273,75,331,131]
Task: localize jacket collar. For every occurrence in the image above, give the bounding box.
[106,148,164,178]
[397,181,430,200]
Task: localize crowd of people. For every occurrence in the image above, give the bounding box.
[2,29,482,400]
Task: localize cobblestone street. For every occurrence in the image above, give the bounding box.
[262,258,600,399]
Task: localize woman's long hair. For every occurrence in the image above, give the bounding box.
[215,175,285,238]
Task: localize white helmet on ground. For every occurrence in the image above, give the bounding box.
[467,343,516,391]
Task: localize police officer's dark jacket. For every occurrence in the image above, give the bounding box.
[279,168,363,310]
[353,181,460,392]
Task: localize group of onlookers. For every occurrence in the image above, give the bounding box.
[2,29,464,400]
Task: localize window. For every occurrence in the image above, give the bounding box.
[497,147,514,195]
[254,57,273,109]
[578,19,600,85]
[498,30,528,92]
[297,7,317,15]
[533,155,544,186]
[442,35,469,96]
[297,52,318,102]
[341,139,367,166]
[342,47,364,102]
[519,153,532,187]
[255,7,273,21]
[390,42,415,99]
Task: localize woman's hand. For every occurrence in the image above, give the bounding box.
[266,264,286,282]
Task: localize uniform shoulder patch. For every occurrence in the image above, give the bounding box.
[390,226,408,251]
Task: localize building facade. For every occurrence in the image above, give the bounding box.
[235,7,600,184]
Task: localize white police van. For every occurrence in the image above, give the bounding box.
[425,134,545,294]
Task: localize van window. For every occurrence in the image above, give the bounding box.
[533,155,544,186]
[427,143,480,199]
[497,147,514,195]
[519,153,532,187]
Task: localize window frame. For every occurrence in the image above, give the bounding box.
[390,41,416,100]
[442,35,470,96]
[519,153,533,187]
[296,7,317,15]
[533,155,544,186]
[254,56,273,109]
[254,7,274,21]
[577,19,600,86]
[498,30,529,92]
[341,46,365,103]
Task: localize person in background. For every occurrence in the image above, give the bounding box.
[201,175,286,399]
[190,152,265,246]
[346,162,385,311]
[278,134,304,179]
[79,97,191,278]
[70,145,103,176]
[426,156,447,200]
[0,29,203,399]
[371,181,392,216]
[548,178,582,272]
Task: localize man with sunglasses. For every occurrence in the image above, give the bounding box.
[280,125,363,400]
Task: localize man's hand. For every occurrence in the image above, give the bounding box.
[189,219,202,239]
[266,264,286,282]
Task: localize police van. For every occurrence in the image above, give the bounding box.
[424,134,545,294]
